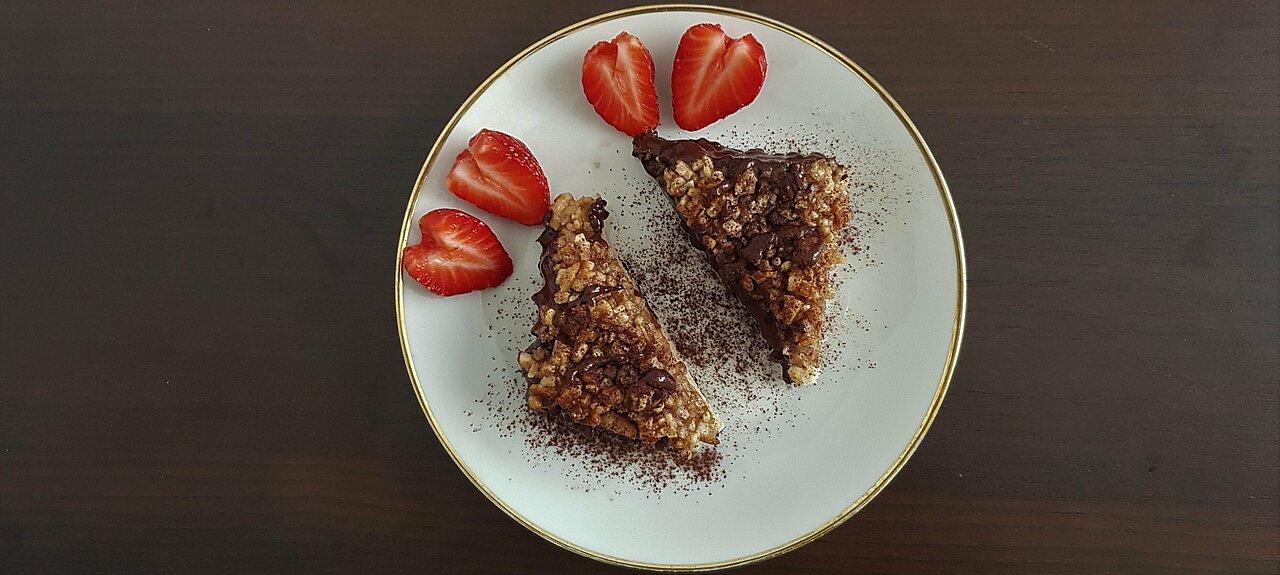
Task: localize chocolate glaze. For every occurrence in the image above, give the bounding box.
[563,356,676,393]
[532,225,558,308]
[640,368,678,391]
[632,132,837,384]
[739,223,822,268]
[633,131,828,182]
[532,198,610,309]
[551,284,621,329]
[562,355,613,385]
[586,198,609,239]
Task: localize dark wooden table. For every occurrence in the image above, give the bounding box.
[2,2,1276,573]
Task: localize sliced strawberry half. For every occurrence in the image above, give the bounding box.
[582,31,660,136]
[402,208,513,296]
[671,23,767,131]
[446,129,550,226]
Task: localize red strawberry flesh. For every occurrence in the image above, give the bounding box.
[402,208,513,296]
[445,129,549,226]
[671,23,767,131]
[582,31,660,136]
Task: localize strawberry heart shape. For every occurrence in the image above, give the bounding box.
[671,23,768,132]
[403,208,513,296]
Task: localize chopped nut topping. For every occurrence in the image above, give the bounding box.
[633,134,852,384]
[521,193,721,454]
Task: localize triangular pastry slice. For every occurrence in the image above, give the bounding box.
[632,132,851,384]
[519,193,722,453]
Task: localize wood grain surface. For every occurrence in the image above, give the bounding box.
[1,1,1277,573]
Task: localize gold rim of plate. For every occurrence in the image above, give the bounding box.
[394,3,967,571]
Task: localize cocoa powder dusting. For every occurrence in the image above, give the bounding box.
[461,117,902,496]
[523,411,725,492]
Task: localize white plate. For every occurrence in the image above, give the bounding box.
[395,5,965,570]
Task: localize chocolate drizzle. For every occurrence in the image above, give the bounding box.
[532,226,558,308]
[633,132,827,182]
[586,198,609,239]
[563,355,612,385]
[564,358,676,393]
[528,196,684,390]
[532,198,611,309]
[551,284,620,329]
[739,224,822,268]
[640,368,678,391]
